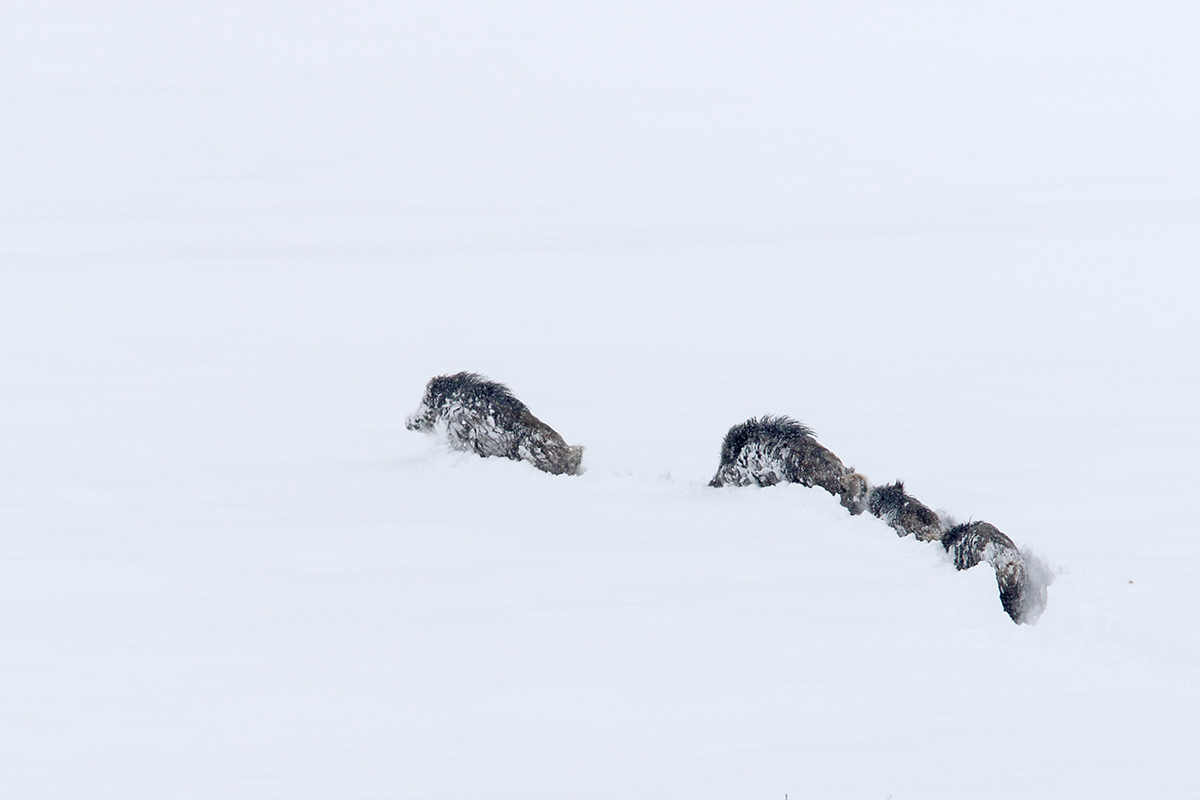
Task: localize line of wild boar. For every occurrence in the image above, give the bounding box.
[406,373,1043,624]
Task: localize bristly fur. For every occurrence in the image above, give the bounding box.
[866,481,944,542]
[708,415,868,515]
[405,372,584,476]
[941,521,1028,623]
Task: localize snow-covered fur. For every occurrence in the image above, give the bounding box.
[710,415,1037,624]
[941,521,1028,623]
[708,415,869,515]
[866,481,943,542]
[406,372,584,476]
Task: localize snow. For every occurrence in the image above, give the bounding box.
[2,1,1199,797]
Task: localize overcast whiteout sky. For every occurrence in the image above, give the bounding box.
[2,2,1199,798]
[5,1,1200,252]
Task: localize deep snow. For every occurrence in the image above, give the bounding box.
[2,1,1199,798]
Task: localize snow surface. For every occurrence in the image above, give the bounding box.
[2,1,1199,798]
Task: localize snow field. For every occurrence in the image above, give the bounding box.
[3,1,1200,796]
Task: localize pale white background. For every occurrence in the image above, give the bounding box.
[2,2,1198,797]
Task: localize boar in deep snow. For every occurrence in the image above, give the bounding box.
[866,481,943,542]
[708,415,869,514]
[406,372,584,476]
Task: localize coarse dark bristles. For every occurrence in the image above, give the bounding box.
[717,415,816,462]
[866,481,943,542]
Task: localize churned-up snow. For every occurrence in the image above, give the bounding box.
[2,2,1198,798]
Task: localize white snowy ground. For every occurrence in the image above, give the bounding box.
[2,2,1199,798]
